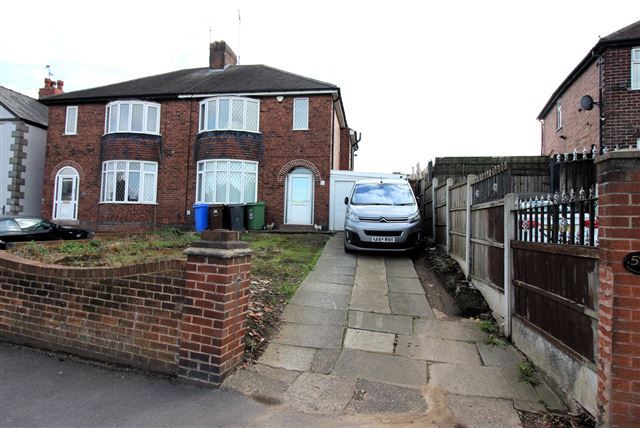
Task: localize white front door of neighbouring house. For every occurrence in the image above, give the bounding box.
[53,167,79,220]
[286,169,313,225]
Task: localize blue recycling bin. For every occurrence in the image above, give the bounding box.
[193,203,209,232]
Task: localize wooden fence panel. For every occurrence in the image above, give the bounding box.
[470,202,504,290]
[435,184,447,246]
[423,182,433,238]
[512,241,598,362]
[449,182,467,263]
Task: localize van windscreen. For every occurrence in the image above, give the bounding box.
[351,183,414,206]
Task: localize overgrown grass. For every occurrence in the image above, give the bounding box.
[479,319,500,335]
[241,233,328,301]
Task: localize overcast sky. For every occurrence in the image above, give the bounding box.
[0,1,635,174]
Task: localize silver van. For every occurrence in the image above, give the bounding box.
[343,179,422,253]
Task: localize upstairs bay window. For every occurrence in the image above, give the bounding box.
[196,160,258,204]
[101,160,157,203]
[199,97,260,133]
[105,101,160,135]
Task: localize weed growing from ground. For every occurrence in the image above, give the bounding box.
[479,319,499,335]
[517,361,541,386]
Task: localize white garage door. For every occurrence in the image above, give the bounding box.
[329,170,406,231]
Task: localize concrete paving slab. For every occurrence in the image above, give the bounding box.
[384,257,415,268]
[413,319,486,342]
[332,349,428,386]
[430,364,538,401]
[312,264,357,276]
[389,292,434,318]
[348,311,413,335]
[285,372,356,414]
[304,272,355,286]
[260,343,317,371]
[535,383,567,411]
[353,261,387,292]
[314,256,357,268]
[477,342,525,367]
[387,277,425,294]
[349,288,391,314]
[222,367,293,402]
[311,349,341,375]
[385,265,419,278]
[395,335,482,365]
[282,304,347,326]
[345,379,427,415]
[344,329,395,354]
[446,394,522,428]
[299,280,353,295]
[273,323,345,350]
[289,289,351,310]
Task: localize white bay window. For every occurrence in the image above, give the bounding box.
[198,97,260,133]
[632,47,640,90]
[101,160,157,203]
[196,159,258,204]
[105,101,160,134]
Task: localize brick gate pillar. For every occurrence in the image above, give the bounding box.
[178,230,251,385]
[595,150,640,427]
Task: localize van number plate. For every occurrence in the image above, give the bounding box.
[371,236,395,243]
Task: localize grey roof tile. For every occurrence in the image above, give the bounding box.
[0,86,48,127]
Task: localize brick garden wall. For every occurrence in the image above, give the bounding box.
[0,230,251,384]
[0,254,186,373]
[596,150,640,427]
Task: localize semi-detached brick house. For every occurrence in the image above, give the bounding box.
[38,41,359,232]
[538,19,640,155]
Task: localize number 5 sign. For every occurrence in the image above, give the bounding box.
[623,252,640,274]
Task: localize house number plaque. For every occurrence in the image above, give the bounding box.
[623,252,640,274]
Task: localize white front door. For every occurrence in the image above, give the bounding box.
[54,167,79,220]
[286,174,313,225]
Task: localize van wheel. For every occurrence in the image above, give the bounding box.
[344,244,353,254]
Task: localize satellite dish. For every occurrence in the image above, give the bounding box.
[580,95,595,111]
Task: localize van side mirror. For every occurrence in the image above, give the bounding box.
[344,197,349,205]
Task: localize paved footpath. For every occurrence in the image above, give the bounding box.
[223,234,567,427]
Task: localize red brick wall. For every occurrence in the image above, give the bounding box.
[602,48,640,149]
[0,254,186,373]
[541,62,600,156]
[596,150,640,427]
[339,127,351,170]
[43,95,340,231]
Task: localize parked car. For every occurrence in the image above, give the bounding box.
[343,179,422,253]
[0,216,89,249]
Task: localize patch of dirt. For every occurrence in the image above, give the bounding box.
[243,278,288,364]
[412,251,460,320]
[518,410,595,428]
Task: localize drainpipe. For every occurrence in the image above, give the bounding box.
[597,53,604,152]
[330,98,335,170]
[184,100,194,226]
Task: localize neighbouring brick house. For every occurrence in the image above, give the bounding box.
[0,86,48,216]
[38,41,358,232]
[538,19,640,155]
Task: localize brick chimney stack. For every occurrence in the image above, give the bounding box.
[38,78,64,98]
[209,41,237,70]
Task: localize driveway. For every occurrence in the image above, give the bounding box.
[223,234,566,426]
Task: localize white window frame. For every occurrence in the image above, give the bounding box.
[198,97,260,133]
[632,47,640,90]
[65,106,78,135]
[104,101,161,135]
[556,101,562,130]
[100,160,158,204]
[196,159,258,204]
[293,98,309,130]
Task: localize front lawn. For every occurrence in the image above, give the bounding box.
[7,230,329,363]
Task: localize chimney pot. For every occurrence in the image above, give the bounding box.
[209,41,237,70]
[39,77,65,99]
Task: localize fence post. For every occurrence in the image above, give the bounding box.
[179,230,252,386]
[465,175,476,278]
[594,150,640,427]
[503,193,516,338]
[431,177,438,241]
[445,178,454,254]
